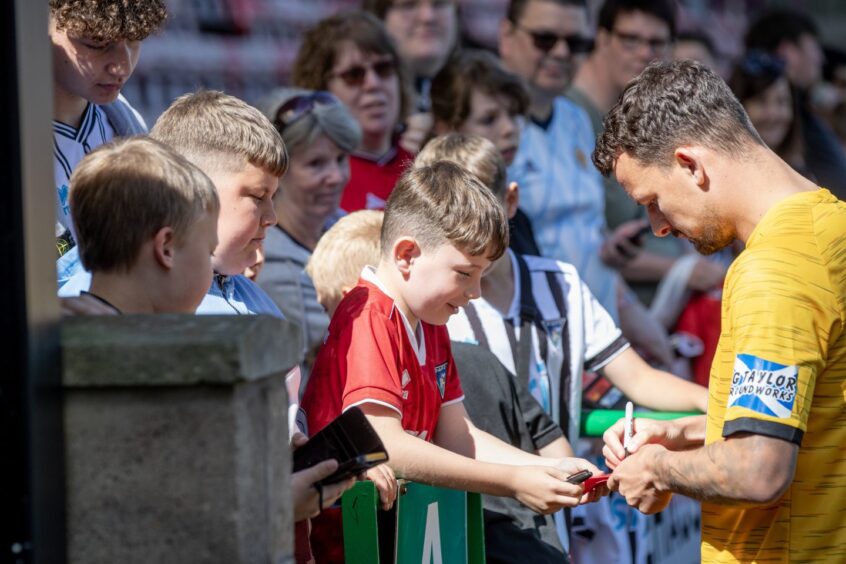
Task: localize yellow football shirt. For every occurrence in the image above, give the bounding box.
[701,189,846,563]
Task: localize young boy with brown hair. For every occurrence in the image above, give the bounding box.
[309,206,577,561]
[52,0,167,281]
[60,91,287,317]
[69,136,218,314]
[300,161,602,561]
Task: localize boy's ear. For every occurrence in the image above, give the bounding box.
[505,181,520,220]
[392,237,422,278]
[152,226,177,270]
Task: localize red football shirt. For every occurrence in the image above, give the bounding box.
[339,145,413,213]
[301,271,464,439]
[301,270,464,563]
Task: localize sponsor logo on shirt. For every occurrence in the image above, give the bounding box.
[434,362,448,399]
[728,354,798,419]
[58,183,71,216]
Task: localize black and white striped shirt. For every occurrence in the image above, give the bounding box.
[447,250,629,443]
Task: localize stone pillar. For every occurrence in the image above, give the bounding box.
[62,314,301,564]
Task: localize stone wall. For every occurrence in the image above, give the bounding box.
[62,314,301,564]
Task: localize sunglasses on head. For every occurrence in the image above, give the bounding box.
[742,50,786,77]
[327,59,397,88]
[274,91,338,131]
[518,26,594,55]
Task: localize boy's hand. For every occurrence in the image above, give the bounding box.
[365,464,397,510]
[509,465,586,514]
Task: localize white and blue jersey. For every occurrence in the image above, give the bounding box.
[54,102,115,245]
[58,269,284,318]
[508,97,619,321]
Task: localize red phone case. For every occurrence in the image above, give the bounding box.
[584,474,610,493]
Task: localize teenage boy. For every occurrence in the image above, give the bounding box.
[51,0,167,279]
[300,162,602,561]
[69,136,218,314]
[60,91,286,317]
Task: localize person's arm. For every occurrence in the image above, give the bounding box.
[607,432,798,513]
[621,253,726,292]
[603,347,708,412]
[361,403,593,514]
[538,437,574,458]
[434,402,580,468]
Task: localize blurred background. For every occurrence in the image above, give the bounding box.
[124,0,846,124]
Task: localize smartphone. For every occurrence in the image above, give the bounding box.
[566,469,593,484]
[584,474,610,494]
[627,224,652,245]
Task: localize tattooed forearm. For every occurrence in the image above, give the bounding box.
[653,434,797,507]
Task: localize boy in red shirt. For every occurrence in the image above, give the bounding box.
[301,161,602,561]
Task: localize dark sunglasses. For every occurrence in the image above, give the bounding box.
[327,59,397,87]
[518,26,594,55]
[741,50,786,77]
[274,91,338,131]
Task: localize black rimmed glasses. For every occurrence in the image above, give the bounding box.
[327,59,397,88]
[611,30,671,54]
[274,91,339,131]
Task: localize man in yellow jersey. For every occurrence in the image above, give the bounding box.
[592,59,846,563]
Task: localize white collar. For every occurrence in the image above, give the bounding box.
[361,266,427,365]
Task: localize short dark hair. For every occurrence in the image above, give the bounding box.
[745,9,818,52]
[506,0,586,24]
[597,0,676,38]
[593,60,760,176]
[431,49,529,131]
[49,0,167,42]
[381,161,508,260]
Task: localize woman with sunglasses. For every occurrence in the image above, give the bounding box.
[293,11,414,213]
[729,51,810,179]
[256,87,362,370]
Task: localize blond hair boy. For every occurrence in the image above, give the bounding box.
[306,210,384,316]
[60,91,288,316]
[300,160,601,561]
[69,137,218,314]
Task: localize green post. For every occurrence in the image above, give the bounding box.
[342,481,381,562]
[580,409,700,437]
[341,482,486,563]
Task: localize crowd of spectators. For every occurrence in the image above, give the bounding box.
[49,0,846,562]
